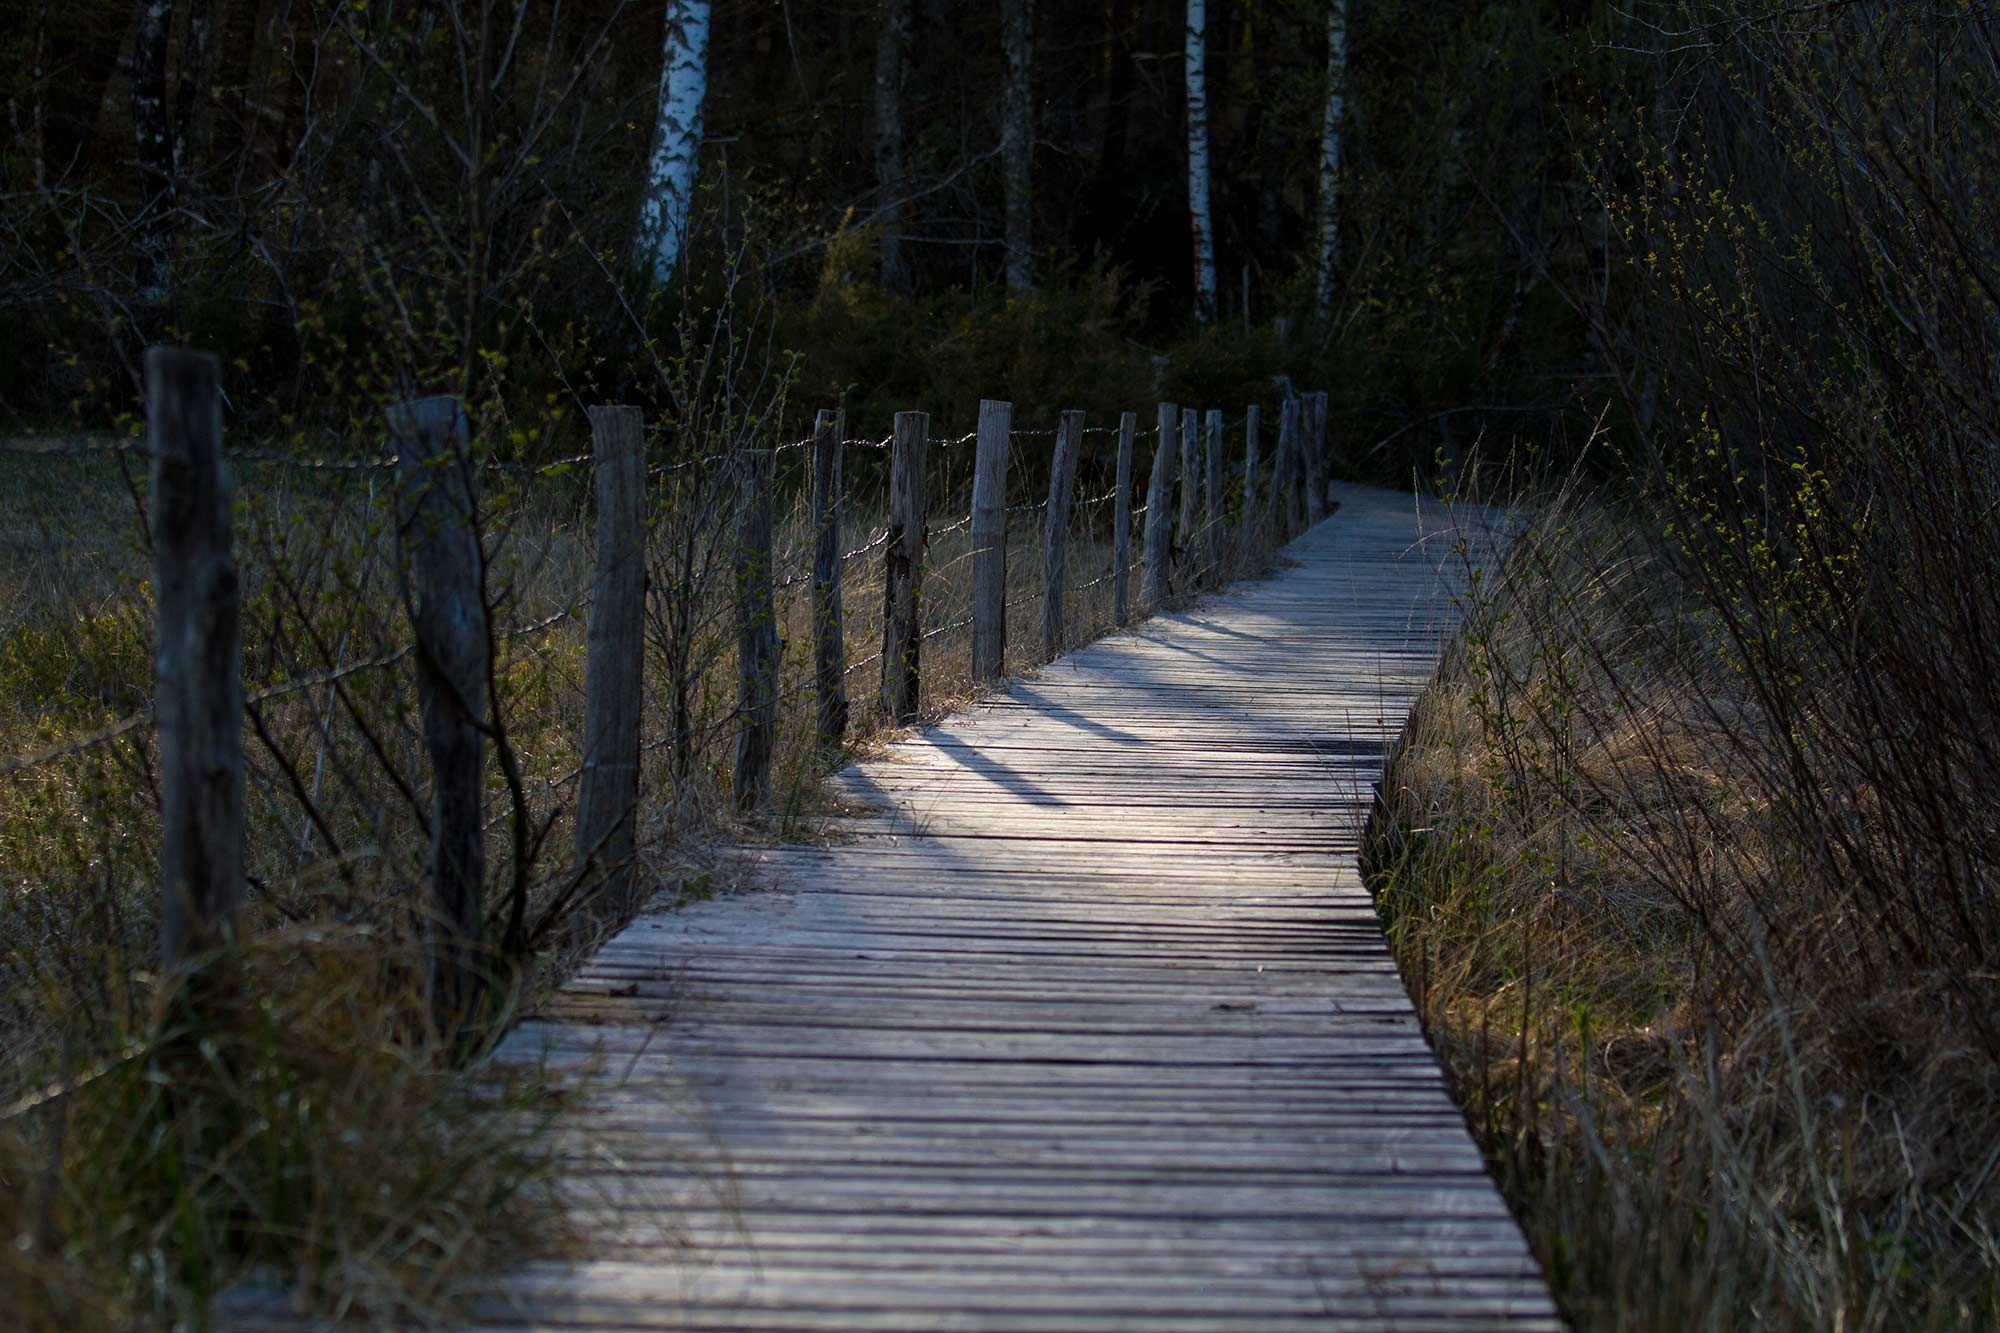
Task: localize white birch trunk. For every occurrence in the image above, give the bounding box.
[1313,0,1351,323]
[636,0,712,286]
[1185,0,1217,323]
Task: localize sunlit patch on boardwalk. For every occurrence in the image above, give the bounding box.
[486,484,1559,1331]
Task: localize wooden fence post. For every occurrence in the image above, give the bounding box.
[1278,396,1306,536]
[1311,390,1333,508]
[969,398,1012,682]
[1240,403,1261,569]
[811,408,847,752]
[1177,405,1199,587]
[389,394,489,1037]
[881,410,928,723]
[734,441,778,812]
[1112,410,1136,624]
[1204,407,1223,583]
[1304,390,1330,524]
[1142,402,1177,607]
[576,405,646,917]
[150,347,244,975]
[1041,409,1085,661]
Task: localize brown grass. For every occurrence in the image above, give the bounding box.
[0,425,1283,1322]
[1367,488,2000,1331]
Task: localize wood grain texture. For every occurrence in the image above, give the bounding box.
[489,485,1553,1331]
[811,409,848,752]
[149,347,244,970]
[576,405,646,919]
[1112,411,1135,625]
[1141,402,1176,610]
[970,398,1012,682]
[881,411,928,723]
[389,393,488,1035]
[1041,409,1084,662]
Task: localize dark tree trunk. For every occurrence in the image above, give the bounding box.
[874,0,911,291]
[129,0,178,309]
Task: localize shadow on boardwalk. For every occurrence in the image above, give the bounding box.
[484,484,1559,1331]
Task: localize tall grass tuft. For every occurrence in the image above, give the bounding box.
[1368,469,2000,1331]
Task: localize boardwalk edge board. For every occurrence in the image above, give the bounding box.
[489,486,1558,1331]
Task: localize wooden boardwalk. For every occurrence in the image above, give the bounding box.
[483,484,1559,1331]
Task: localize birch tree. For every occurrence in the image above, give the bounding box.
[1185,0,1217,323]
[1001,0,1034,294]
[636,0,713,287]
[1313,0,1351,323]
[875,0,912,291]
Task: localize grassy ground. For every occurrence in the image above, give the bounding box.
[1366,489,2000,1332]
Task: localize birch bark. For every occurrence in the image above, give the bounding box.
[1313,0,1351,323]
[1001,0,1035,294]
[1185,0,1217,323]
[637,0,713,286]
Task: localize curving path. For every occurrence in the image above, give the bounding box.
[481,484,1559,1331]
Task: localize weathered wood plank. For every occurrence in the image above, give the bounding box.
[1040,409,1084,661]
[880,410,928,723]
[575,405,646,919]
[493,485,1554,1331]
[1112,410,1136,624]
[970,398,1012,681]
[148,347,244,972]
[1141,402,1176,609]
[811,408,848,751]
[388,393,488,1035]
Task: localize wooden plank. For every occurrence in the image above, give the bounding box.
[148,347,244,972]
[1040,409,1084,661]
[1112,410,1135,624]
[575,405,646,918]
[880,411,928,723]
[1204,406,1223,581]
[388,392,488,1034]
[1240,402,1261,569]
[970,398,1012,681]
[1140,402,1175,608]
[811,408,848,751]
[491,484,1555,1331]
[1177,405,1199,588]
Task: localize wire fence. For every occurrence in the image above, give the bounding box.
[2,384,1328,1018]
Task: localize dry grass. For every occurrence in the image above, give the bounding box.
[1,423,1282,1322]
[1367,488,2000,1331]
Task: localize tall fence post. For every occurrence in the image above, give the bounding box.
[389,394,489,1038]
[150,347,244,976]
[1304,390,1330,524]
[1177,405,1199,587]
[1203,407,1223,583]
[1112,410,1136,624]
[1240,403,1261,569]
[970,398,1012,682]
[734,441,778,812]
[1041,409,1085,661]
[1142,402,1177,607]
[576,405,646,918]
[1279,396,1306,535]
[811,408,848,752]
[881,410,929,723]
